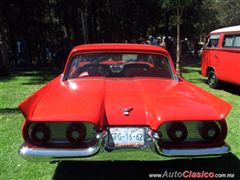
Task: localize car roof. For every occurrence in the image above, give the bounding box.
[71,43,169,55]
[211,25,240,34]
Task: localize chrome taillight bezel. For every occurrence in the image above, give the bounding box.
[23,121,97,147]
[157,120,227,148]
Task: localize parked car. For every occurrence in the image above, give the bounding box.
[18,44,231,162]
[201,25,240,88]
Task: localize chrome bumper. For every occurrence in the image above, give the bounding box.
[157,145,230,157]
[18,132,106,162]
[18,143,101,161]
[18,128,230,161]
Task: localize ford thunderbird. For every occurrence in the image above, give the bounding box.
[18,44,231,161]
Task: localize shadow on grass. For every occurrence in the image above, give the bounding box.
[21,76,56,85]
[53,153,239,180]
[0,108,20,114]
[199,80,240,96]
[220,83,240,96]
[0,68,59,84]
[0,74,15,82]
[19,70,59,85]
[181,68,201,74]
[187,78,207,84]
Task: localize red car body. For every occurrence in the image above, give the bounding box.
[201,25,240,88]
[18,44,231,161]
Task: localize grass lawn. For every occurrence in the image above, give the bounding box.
[0,66,239,179]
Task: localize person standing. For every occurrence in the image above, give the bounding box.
[148,35,159,46]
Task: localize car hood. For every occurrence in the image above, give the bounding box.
[19,77,231,130]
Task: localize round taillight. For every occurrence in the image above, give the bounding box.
[66,123,86,144]
[199,121,220,141]
[30,123,50,145]
[167,122,188,142]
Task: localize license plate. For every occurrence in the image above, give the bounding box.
[108,127,145,147]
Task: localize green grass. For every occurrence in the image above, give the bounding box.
[0,71,58,179]
[0,68,239,179]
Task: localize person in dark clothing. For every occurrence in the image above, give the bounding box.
[165,36,175,61]
[148,35,159,46]
[137,36,145,44]
[54,32,71,71]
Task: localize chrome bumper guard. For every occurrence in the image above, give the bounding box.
[18,128,230,161]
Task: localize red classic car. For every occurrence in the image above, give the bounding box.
[18,44,231,161]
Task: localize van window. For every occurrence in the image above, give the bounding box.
[207,34,220,47]
[222,35,234,47]
[233,35,240,48]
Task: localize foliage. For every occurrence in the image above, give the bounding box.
[218,0,240,26]
[161,0,192,10]
[0,0,239,70]
[192,0,220,38]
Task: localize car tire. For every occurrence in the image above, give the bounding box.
[208,70,221,89]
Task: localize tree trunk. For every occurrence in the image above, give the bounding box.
[176,8,181,75]
[0,5,10,75]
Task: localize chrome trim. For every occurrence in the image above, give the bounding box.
[155,144,230,157]
[18,126,230,161]
[148,129,160,140]
[98,130,108,152]
[60,73,64,81]
[18,132,103,162]
[147,129,160,154]
[18,144,100,161]
[119,107,134,116]
[18,143,100,161]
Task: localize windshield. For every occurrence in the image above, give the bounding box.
[66,53,174,79]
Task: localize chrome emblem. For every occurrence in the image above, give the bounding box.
[119,107,133,116]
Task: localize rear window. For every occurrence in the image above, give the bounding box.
[206,34,220,48]
[222,34,240,48]
[66,53,174,80]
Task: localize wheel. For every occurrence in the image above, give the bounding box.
[208,70,221,89]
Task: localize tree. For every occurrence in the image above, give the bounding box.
[162,0,192,75]
[1,0,237,72]
[194,0,220,37]
[219,0,240,26]
[0,2,11,75]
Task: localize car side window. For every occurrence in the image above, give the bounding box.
[206,34,220,48]
[233,35,240,48]
[69,55,80,69]
[222,35,234,47]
